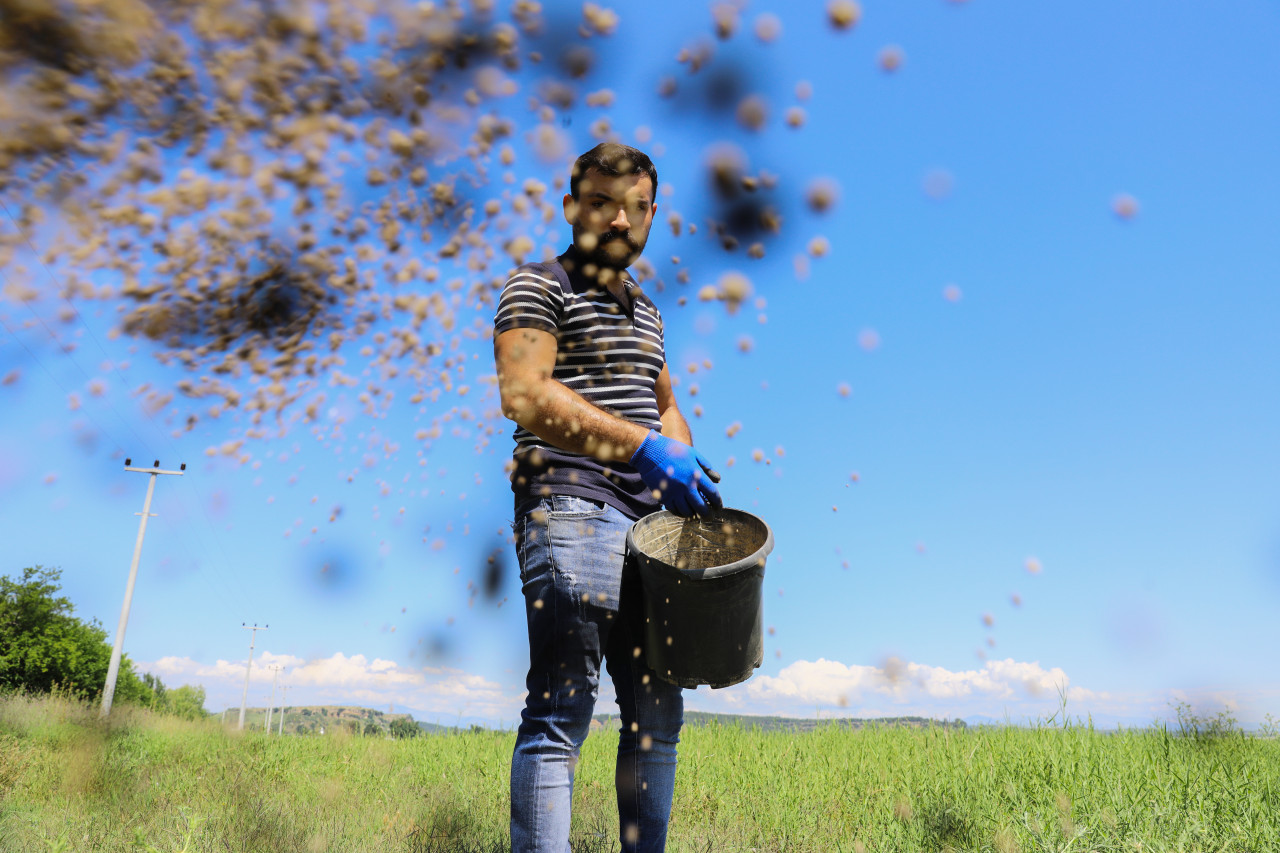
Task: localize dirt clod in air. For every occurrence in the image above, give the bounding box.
[878,45,904,73]
[827,1,862,31]
[1112,193,1139,220]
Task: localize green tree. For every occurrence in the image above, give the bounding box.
[0,566,151,702]
[389,716,419,740]
[141,672,168,709]
[164,684,207,720]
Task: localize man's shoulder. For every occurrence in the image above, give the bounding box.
[507,258,567,288]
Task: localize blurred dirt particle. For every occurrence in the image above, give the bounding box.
[827,0,862,31]
[878,45,904,73]
[482,549,504,599]
[711,3,739,40]
[923,169,954,200]
[806,178,839,213]
[1112,193,1140,220]
[753,14,781,44]
[735,95,767,131]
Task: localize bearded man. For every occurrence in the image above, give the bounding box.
[494,143,722,852]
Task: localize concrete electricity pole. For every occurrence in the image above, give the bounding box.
[100,459,185,719]
[238,624,267,730]
[277,685,289,736]
[266,666,281,733]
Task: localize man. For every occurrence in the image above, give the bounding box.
[493,142,722,852]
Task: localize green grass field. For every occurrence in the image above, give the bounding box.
[1,693,1276,852]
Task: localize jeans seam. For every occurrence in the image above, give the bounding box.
[543,507,562,842]
[522,512,540,847]
[626,672,640,849]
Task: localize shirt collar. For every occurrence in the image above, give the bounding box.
[559,245,636,293]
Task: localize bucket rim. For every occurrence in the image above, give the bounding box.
[626,507,774,580]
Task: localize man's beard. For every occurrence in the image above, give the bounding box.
[576,228,643,270]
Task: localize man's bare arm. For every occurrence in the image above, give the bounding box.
[495,327,650,463]
[654,363,692,445]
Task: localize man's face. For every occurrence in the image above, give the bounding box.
[563,167,657,271]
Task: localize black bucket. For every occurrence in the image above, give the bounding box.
[626,508,774,689]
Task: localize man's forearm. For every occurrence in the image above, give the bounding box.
[660,405,692,445]
[503,378,650,463]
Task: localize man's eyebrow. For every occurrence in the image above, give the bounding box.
[586,190,652,204]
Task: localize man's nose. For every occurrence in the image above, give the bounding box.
[611,207,630,230]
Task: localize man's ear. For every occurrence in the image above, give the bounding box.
[562,193,578,225]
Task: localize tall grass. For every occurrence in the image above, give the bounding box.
[2,692,1276,852]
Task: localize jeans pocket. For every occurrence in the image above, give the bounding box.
[547,494,607,518]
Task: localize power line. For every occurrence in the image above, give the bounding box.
[2,281,246,622]
[0,213,251,616]
[0,311,246,618]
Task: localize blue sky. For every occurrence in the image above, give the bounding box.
[2,0,1278,729]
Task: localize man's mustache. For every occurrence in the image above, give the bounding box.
[597,230,640,250]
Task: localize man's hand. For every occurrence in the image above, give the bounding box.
[630,430,723,517]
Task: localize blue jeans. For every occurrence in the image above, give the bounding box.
[510,495,684,853]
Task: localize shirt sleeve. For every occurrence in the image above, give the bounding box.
[494,266,564,336]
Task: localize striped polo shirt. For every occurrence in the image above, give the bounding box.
[493,247,666,519]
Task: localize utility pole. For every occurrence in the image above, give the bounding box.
[238,623,267,730]
[100,459,185,719]
[277,685,288,736]
[266,666,281,733]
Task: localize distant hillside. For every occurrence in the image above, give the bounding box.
[593,710,967,734]
[219,704,963,736]
[217,704,454,736]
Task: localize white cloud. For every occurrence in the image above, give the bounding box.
[685,656,1127,725]
[743,657,1077,705]
[140,651,1279,731]
[137,651,522,724]
[681,657,1277,729]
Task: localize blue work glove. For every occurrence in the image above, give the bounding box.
[630,430,723,517]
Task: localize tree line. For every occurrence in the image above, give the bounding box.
[0,565,206,719]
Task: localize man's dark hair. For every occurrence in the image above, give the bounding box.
[569,143,658,200]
